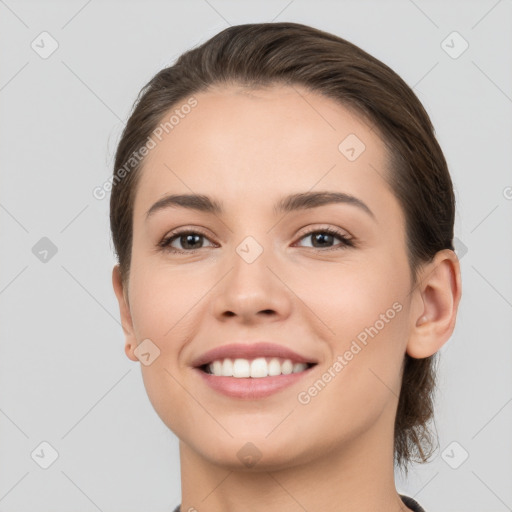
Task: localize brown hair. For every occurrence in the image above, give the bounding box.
[110,22,455,472]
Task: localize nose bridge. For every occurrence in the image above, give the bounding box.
[229,210,273,274]
[212,229,291,321]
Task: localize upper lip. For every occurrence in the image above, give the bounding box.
[191,342,318,368]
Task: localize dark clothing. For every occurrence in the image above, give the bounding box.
[172,494,426,511]
[400,494,426,511]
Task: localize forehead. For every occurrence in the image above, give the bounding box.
[133,84,395,218]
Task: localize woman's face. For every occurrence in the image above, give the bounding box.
[118,84,421,469]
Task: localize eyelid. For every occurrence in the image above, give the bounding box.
[295,223,352,240]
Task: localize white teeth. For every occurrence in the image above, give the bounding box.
[250,357,268,378]
[268,358,282,376]
[221,358,233,377]
[281,359,293,375]
[212,360,223,375]
[293,362,306,373]
[207,357,309,377]
[232,359,251,378]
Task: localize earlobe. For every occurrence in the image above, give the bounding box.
[406,250,462,359]
[112,265,139,362]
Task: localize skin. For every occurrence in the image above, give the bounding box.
[112,84,461,512]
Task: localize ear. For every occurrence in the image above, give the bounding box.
[112,265,139,362]
[406,249,462,358]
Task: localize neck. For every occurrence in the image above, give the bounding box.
[178,404,413,512]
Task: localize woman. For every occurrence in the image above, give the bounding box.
[110,22,461,512]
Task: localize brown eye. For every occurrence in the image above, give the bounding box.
[159,230,215,253]
[296,228,354,250]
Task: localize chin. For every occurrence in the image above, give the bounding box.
[182,430,319,473]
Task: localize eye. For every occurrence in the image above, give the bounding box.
[295,227,355,250]
[158,229,216,253]
[158,226,355,254]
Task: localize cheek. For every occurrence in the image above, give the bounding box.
[126,270,199,435]
[128,258,210,344]
[293,249,408,342]
[294,290,407,449]
[126,260,220,428]
[294,252,409,403]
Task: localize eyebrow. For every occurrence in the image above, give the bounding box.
[145,191,375,220]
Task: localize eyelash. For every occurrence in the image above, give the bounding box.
[157,227,355,254]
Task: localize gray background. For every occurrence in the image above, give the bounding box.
[1,0,511,510]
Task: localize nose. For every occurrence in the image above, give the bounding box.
[211,241,293,325]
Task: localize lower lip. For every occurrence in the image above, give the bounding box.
[194,366,315,399]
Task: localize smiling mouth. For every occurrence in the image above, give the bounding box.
[199,357,317,378]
